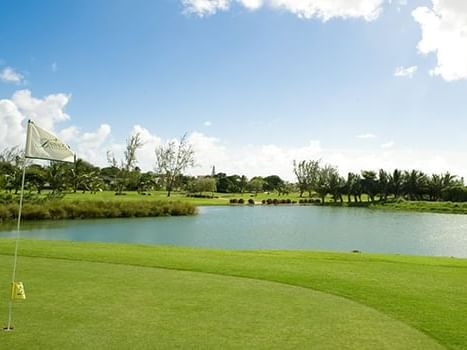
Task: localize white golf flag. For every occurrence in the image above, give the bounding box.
[25,120,75,163]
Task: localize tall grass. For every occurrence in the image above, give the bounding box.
[0,200,197,222]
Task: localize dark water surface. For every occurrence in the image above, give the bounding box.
[1,206,467,257]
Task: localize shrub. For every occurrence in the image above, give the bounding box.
[0,200,197,221]
[230,198,238,204]
[248,198,255,205]
[442,186,467,202]
[238,198,245,204]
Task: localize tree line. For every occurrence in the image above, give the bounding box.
[1,137,467,203]
[0,134,291,198]
[293,160,467,203]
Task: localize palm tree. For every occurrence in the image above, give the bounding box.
[378,169,389,201]
[389,169,403,199]
[345,172,362,202]
[361,171,378,202]
[403,170,428,200]
[328,169,345,203]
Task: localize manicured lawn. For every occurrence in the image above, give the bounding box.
[1,239,466,349]
[11,190,467,215]
[60,190,362,206]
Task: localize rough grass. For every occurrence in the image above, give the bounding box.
[1,239,466,349]
[372,200,467,214]
[0,200,197,222]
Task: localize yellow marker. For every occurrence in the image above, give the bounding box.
[11,282,26,300]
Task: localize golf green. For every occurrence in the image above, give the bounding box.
[1,255,442,349]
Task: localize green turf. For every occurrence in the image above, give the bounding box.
[1,239,466,349]
[0,255,442,349]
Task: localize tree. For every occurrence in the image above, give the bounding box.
[107,133,143,194]
[26,164,47,193]
[155,134,195,197]
[345,172,362,203]
[239,175,248,194]
[0,146,27,194]
[263,175,285,193]
[403,170,428,200]
[315,164,339,204]
[47,162,69,193]
[190,177,217,195]
[69,159,97,193]
[293,160,320,197]
[137,172,157,193]
[328,168,345,203]
[361,171,378,202]
[378,169,390,201]
[248,177,265,196]
[389,169,403,199]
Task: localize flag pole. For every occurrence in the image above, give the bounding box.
[4,121,30,331]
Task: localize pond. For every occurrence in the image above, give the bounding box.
[1,206,467,257]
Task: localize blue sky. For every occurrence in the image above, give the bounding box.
[1,0,467,179]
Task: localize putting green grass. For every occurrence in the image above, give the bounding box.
[1,239,466,349]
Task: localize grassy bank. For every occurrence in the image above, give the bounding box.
[371,200,467,214]
[3,190,467,216]
[0,200,196,222]
[0,239,466,349]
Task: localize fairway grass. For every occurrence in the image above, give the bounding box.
[1,239,466,349]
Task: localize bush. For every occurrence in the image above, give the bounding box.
[248,198,255,205]
[266,198,273,205]
[0,200,197,221]
[230,198,238,204]
[238,198,245,204]
[442,186,467,202]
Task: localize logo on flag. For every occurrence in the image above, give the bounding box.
[25,120,75,163]
[11,282,26,300]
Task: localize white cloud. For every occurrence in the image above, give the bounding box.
[182,0,385,21]
[132,125,162,170]
[3,92,467,182]
[412,0,467,81]
[186,134,322,180]
[0,99,25,149]
[0,90,113,167]
[356,133,377,139]
[52,62,58,72]
[0,67,24,84]
[381,140,395,149]
[59,124,113,165]
[11,90,71,131]
[0,89,72,151]
[239,0,263,10]
[269,0,384,21]
[182,0,230,16]
[203,120,212,127]
[394,65,418,78]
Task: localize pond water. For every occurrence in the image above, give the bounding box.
[1,206,467,257]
